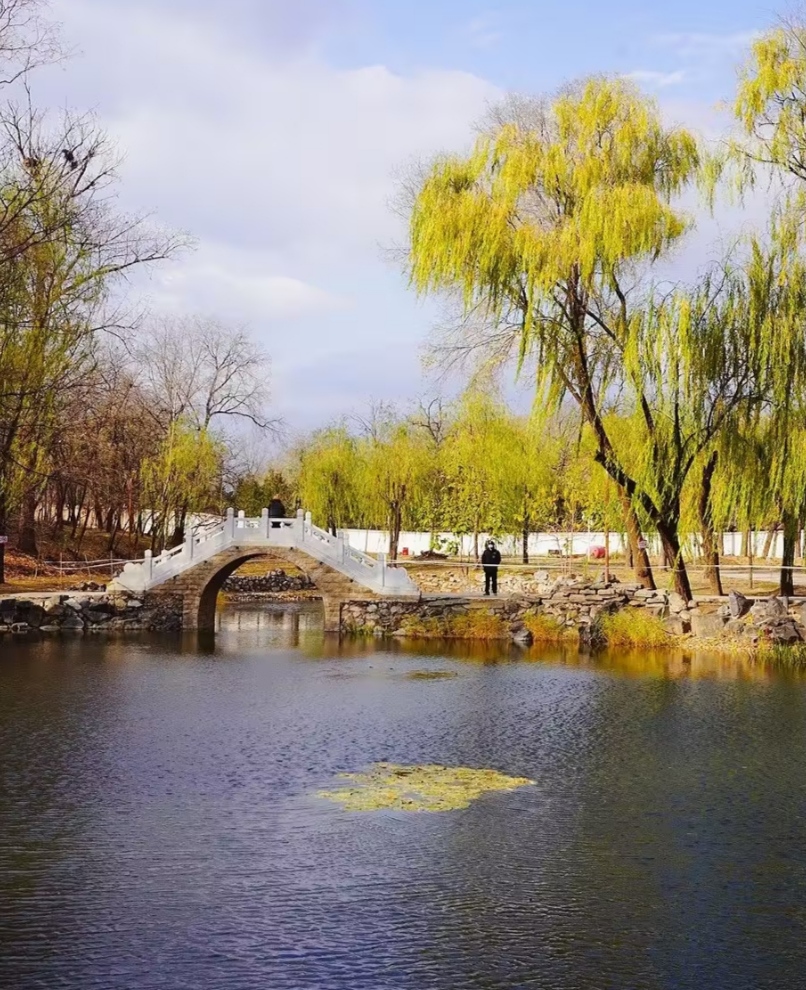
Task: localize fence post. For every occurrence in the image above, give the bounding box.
[262,507,270,539]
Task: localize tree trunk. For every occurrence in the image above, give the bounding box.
[742,529,751,563]
[762,524,778,561]
[698,451,723,596]
[0,491,6,585]
[657,518,693,601]
[522,512,530,564]
[170,501,188,548]
[780,510,798,597]
[17,490,38,557]
[621,492,655,589]
[76,505,92,554]
[388,503,401,561]
[106,512,120,555]
[70,487,87,538]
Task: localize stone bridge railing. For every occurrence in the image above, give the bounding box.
[111,509,420,599]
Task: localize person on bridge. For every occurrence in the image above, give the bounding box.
[268,495,286,529]
[481,540,501,595]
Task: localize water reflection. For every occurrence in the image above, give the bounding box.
[2,603,806,989]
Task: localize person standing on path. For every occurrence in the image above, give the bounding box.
[268,495,286,529]
[481,540,501,595]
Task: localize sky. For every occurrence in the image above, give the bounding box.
[35,0,778,434]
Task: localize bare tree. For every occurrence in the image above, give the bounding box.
[0,108,186,575]
[0,0,62,88]
[136,315,277,431]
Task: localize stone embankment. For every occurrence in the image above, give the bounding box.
[221,569,316,595]
[0,592,182,634]
[342,573,806,648]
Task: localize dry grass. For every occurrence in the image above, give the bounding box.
[523,612,580,644]
[600,609,672,648]
[399,610,508,640]
[0,526,152,593]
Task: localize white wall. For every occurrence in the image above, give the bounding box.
[343,529,793,560]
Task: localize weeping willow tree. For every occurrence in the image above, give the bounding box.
[408,78,709,595]
[730,17,806,594]
[357,421,431,560]
[296,426,361,537]
[141,421,224,553]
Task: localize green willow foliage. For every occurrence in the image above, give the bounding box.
[405,72,806,598]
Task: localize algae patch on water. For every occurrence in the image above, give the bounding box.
[317,762,534,812]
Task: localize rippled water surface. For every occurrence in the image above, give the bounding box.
[3,602,806,989]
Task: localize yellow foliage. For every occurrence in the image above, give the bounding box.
[317,763,535,812]
[410,77,699,313]
[600,609,672,648]
[523,612,579,644]
[399,610,508,640]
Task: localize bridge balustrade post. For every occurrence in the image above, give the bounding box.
[237,510,245,530]
[144,549,153,583]
[377,552,386,588]
[262,507,270,539]
[226,508,235,541]
[296,508,304,542]
[184,526,194,561]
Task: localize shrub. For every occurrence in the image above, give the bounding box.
[399,610,507,640]
[523,612,579,644]
[600,609,672,648]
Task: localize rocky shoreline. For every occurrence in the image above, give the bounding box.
[4,570,806,654]
[0,592,184,634]
[342,574,806,650]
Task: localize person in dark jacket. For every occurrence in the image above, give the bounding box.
[268,495,286,528]
[481,539,501,595]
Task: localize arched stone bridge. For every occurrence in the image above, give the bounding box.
[111,509,420,632]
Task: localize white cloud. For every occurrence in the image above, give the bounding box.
[34,0,500,425]
[146,245,349,322]
[46,0,499,264]
[626,69,687,88]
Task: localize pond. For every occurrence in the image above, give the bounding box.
[2,602,806,989]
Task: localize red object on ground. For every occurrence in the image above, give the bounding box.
[401,548,409,556]
[589,546,606,559]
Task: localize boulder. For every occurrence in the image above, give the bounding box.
[729,591,751,618]
[60,613,85,630]
[749,598,788,622]
[23,605,46,628]
[765,621,803,646]
[668,592,688,614]
[690,612,727,638]
[664,615,687,636]
[510,626,534,647]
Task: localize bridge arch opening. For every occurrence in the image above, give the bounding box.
[179,547,361,633]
